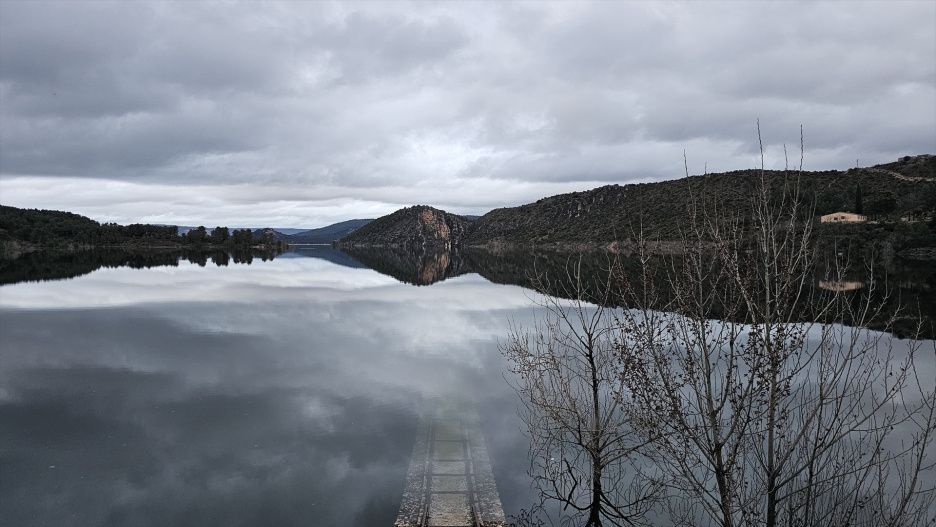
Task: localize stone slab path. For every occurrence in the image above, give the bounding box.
[394,397,506,527]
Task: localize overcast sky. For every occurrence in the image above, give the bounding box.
[1,1,934,228]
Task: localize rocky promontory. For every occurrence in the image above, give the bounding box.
[336,205,473,250]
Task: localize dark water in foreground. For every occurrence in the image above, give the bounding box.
[0,251,539,526]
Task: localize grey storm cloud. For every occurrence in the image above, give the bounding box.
[0,1,933,227]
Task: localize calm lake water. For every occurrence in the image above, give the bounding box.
[3,247,934,527]
[0,248,541,526]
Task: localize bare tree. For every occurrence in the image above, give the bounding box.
[614,125,936,527]
[506,126,936,527]
[501,260,661,527]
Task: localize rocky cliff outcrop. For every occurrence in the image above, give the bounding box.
[337,205,473,250]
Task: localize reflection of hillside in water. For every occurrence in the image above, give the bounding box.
[5,244,933,339]
[337,246,473,286]
[338,245,627,293]
[0,248,282,286]
[286,245,367,269]
[337,246,936,340]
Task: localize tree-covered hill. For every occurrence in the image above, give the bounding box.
[336,155,936,249]
[469,156,936,246]
[0,205,283,257]
[0,205,179,250]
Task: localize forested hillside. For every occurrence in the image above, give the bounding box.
[469,156,936,246]
[0,205,282,257]
[0,206,179,248]
[338,155,936,249]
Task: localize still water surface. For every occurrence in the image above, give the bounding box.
[0,250,540,526]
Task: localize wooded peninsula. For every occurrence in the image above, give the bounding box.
[0,206,286,259]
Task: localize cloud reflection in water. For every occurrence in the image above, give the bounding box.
[0,258,538,526]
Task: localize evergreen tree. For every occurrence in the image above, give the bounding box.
[187,226,208,246]
[210,226,230,244]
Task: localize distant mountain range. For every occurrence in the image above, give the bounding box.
[169,222,372,241]
[250,219,373,244]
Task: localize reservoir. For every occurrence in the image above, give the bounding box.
[0,248,538,526]
[2,246,933,526]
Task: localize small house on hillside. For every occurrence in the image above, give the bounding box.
[819,280,864,292]
[821,212,867,223]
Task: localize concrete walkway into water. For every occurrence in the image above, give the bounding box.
[395,397,506,527]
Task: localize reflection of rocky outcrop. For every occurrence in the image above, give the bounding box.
[339,245,636,293]
[337,206,472,251]
[339,246,472,286]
